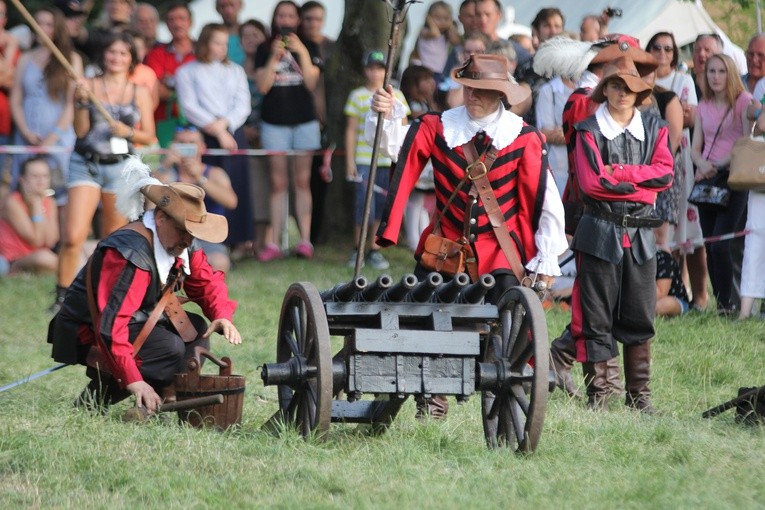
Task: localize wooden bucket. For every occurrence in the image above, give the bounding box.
[174,349,245,430]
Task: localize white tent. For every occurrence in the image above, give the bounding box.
[159,1,746,73]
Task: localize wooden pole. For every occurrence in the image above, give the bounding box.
[7,0,114,122]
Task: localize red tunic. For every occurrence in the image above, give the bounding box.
[561,87,597,204]
[144,42,196,122]
[376,113,547,275]
[76,247,236,386]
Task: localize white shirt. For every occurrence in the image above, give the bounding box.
[365,101,568,276]
[175,60,252,132]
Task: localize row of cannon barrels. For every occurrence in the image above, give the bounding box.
[319,272,496,304]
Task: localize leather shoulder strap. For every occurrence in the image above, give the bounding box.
[463,141,526,283]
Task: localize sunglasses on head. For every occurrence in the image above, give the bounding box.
[651,44,674,53]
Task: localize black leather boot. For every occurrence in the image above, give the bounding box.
[623,341,656,415]
[582,361,610,410]
[550,329,582,398]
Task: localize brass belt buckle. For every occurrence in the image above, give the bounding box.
[467,160,487,180]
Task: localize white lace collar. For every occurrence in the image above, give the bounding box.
[442,105,524,150]
[595,103,645,142]
[143,209,191,284]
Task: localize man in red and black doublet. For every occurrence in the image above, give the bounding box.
[376,112,548,301]
[52,226,237,393]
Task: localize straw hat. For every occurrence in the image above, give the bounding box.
[591,56,654,106]
[451,54,529,105]
[141,183,228,244]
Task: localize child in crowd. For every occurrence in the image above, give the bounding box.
[412,1,460,82]
[0,156,58,276]
[344,50,409,269]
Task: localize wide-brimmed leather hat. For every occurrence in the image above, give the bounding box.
[591,56,654,106]
[142,183,228,243]
[451,54,529,105]
[590,34,658,77]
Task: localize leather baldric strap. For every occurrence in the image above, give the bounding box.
[462,141,526,283]
[110,222,197,358]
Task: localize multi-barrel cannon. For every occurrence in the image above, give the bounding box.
[261,272,550,452]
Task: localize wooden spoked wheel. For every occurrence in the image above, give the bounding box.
[275,282,333,440]
[481,286,549,453]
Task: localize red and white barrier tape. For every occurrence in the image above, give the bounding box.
[670,228,755,252]
[0,144,339,157]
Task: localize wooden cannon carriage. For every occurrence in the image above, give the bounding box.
[261,272,550,452]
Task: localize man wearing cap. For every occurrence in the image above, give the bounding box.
[569,56,673,413]
[50,165,242,414]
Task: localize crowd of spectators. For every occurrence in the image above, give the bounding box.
[1,0,765,332]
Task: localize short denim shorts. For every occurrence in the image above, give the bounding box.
[260,120,321,152]
[68,152,130,192]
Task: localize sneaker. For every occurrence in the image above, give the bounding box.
[258,243,283,262]
[294,240,314,259]
[346,250,364,268]
[365,250,390,270]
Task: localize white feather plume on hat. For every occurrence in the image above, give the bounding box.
[533,36,599,80]
[116,155,162,221]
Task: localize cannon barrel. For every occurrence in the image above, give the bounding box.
[434,272,470,303]
[459,274,496,303]
[382,273,418,302]
[360,274,394,302]
[320,275,368,302]
[408,272,444,302]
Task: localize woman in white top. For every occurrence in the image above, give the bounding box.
[176,22,253,253]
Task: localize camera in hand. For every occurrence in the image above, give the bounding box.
[280,26,296,43]
[605,7,623,17]
[172,143,197,158]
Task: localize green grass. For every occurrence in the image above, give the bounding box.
[2,243,765,509]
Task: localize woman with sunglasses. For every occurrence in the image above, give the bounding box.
[647,31,707,310]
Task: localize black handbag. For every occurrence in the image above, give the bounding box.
[688,170,731,210]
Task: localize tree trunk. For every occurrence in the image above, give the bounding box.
[319,0,407,245]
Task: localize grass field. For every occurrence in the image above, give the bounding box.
[1,243,765,509]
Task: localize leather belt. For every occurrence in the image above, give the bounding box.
[585,207,663,228]
[78,151,130,165]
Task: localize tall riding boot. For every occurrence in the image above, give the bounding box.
[623,341,656,414]
[606,356,624,397]
[550,329,582,399]
[582,361,610,410]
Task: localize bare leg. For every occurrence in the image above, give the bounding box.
[58,185,101,287]
[739,296,755,319]
[267,154,289,247]
[99,192,127,237]
[687,246,708,309]
[293,154,313,242]
[9,249,58,274]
